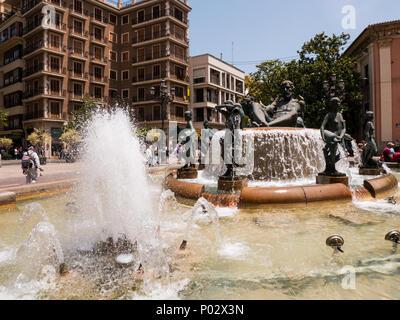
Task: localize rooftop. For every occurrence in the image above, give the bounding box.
[190,53,246,75]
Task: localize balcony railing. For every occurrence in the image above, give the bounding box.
[132,30,168,44]
[90,13,108,24]
[24,41,66,56]
[0,8,21,26]
[21,0,41,14]
[90,75,108,83]
[23,62,44,77]
[132,71,167,83]
[24,110,44,120]
[68,5,89,17]
[68,71,88,79]
[24,87,66,99]
[131,9,188,25]
[90,55,108,63]
[69,26,89,38]
[90,34,108,43]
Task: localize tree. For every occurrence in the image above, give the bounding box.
[27,128,50,149]
[0,107,7,128]
[246,32,363,135]
[59,128,81,150]
[65,96,100,132]
[0,137,12,150]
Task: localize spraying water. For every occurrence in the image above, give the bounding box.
[71,109,168,276]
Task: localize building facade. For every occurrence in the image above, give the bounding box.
[189,54,245,130]
[344,20,400,147]
[0,0,191,156]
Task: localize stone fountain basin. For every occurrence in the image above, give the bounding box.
[163,174,399,209]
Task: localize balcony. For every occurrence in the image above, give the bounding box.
[23,87,66,99]
[132,95,156,103]
[68,48,89,59]
[68,5,89,18]
[132,30,168,44]
[23,110,44,120]
[0,8,22,28]
[90,55,108,65]
[24,41,67,56]
[90,13,108,25]
[132,71,167,83]
[21,0,41,15]
[69,27,89,39]
[90,34,108,45]
[68,71,88,80]
[90,75,108,84]
[23,63,66,78]
[131,9,188,26]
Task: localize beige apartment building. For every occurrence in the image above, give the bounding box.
[189,53,245,130]
[0,0,191,156]
[344,20,400,147]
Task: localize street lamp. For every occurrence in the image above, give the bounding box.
[149,79,175,132]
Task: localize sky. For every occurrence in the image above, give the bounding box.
[188,0,400,74]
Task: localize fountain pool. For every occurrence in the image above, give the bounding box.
[0,109,399,300]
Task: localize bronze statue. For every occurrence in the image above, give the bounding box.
[241,81,305,128]
[320,97,347,176]
[179,111,197,169]
[216,100,245,177]
[361,111,381,169]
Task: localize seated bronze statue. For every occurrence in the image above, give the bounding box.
[241,80,305,128]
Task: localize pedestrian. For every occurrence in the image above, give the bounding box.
[22,145,44,184]
[393,145,400,163]
[381,142,394,162]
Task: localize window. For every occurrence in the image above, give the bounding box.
[94,27,102,40]
[109,14,117,24]
[122,89,129,99]
[175,86,184,97]
[176,106,183,118]
[109,32,117,42]
[138,87,145,99]
[73,82,82,96]
[94,86,102,98]
[153,105,160,120]
[137,10,145,23]
[137,68,144,81]
[50,79,60,93]
[122,15,129,25]
[121,51,129,62]
[194,77,205,84]
[73,19,83,34]
[73,61,82,75]
[4,45,22,65]
[153,65,160,78]
[196,108,204,122]
[55,13,62,27]
[110,51,117,61]
[153,24,160,38]
[195,88,204,103]
[152,45,160,59]
[3,68,22,87]
[94,46,102,59]
[10,23,16,37]
[73,40,83,54]
[94,66,102,79]
[109,89,118,98]
[4,91,22,108]
[94,8,102,21]
[174,8,183,21]
[152,6,160,19]
[50,101,60,115]
[2,29,8,42]
[50,56,60,72]
[110,70,117,80]
[122,70,129,80]
[121,32,129,44]
[74,0,82,13]
[50,34,60,48]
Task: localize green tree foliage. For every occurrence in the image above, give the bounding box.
[59,128,81,150]
[0,107,7,128]
[0,137,12,150]
[27,128,50,149]
[66,96,100,132]
[246,33,363,134]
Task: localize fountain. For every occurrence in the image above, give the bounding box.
[0,85,399,299]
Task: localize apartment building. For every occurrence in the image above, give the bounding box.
[0,0,191,156]
[189,54,245,130]
[0,0,24,147]
[344,20,400,147]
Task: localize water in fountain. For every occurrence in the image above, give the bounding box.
[183,198,220,245]
[70,108,169,277]
[15,219,64,281]
[14,203,49,245]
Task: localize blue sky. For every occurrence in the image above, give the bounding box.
[188,0,400,74]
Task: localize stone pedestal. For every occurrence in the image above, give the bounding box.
[177,168,198,179]
[359,167,384,176]
[316,174,349,187]
[218,176,248,193]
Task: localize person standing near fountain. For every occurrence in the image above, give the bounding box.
[22,146,44,184]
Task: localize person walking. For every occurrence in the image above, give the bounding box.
[22,146,44,184]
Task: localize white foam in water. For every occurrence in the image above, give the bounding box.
[354,199,400,214]
[218,242,250,261]
[216,207,238,218]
